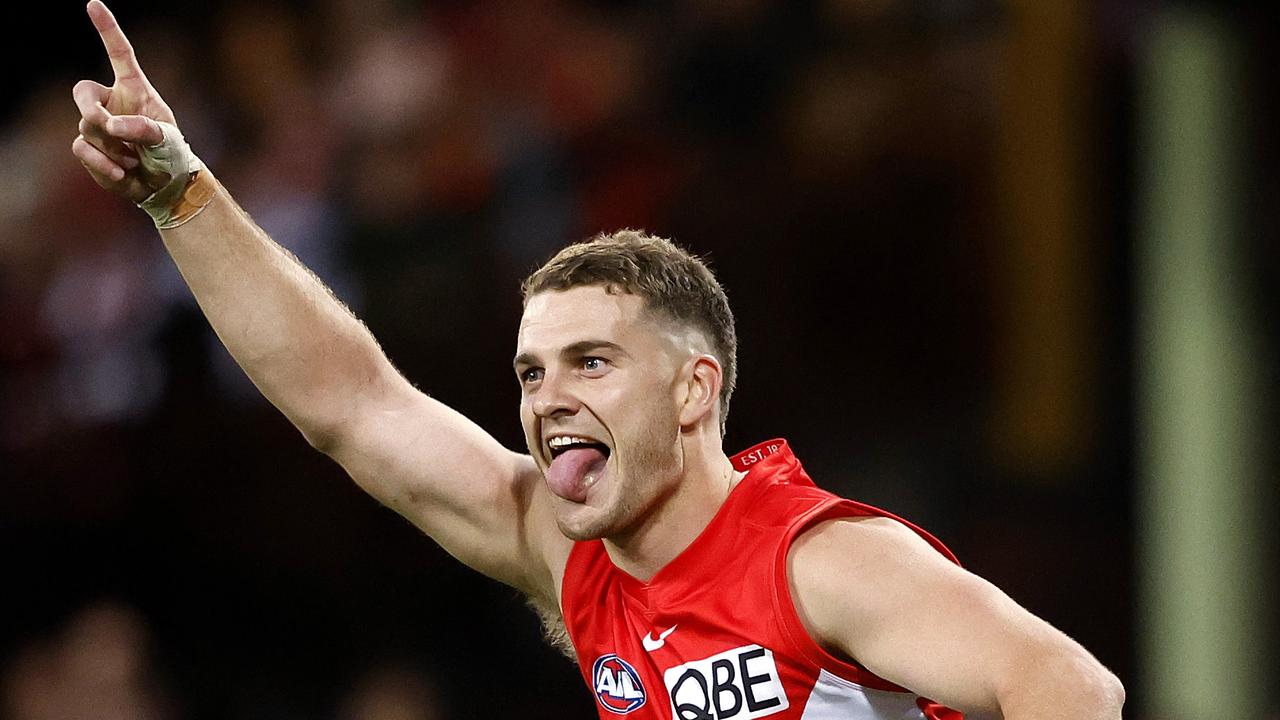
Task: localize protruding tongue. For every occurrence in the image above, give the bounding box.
[546,447,608,503]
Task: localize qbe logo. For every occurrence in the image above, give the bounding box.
[662,645,789,720]
[592,654,648,714]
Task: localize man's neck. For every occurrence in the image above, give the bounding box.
[603,447,744,582]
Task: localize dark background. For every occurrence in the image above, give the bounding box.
[2,0,1276,718]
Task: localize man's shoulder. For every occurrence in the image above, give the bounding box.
[791,515,933,564]
[785,515,966,655]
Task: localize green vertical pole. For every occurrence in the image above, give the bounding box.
[1136,8,1273,719]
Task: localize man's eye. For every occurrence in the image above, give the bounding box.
[582,357,605,372]
[520,368,543,384]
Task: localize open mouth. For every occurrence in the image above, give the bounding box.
[544,435,611,502]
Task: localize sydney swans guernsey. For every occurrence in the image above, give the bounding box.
[560,440,963,720]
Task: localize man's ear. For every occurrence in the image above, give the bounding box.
[678,354,723,430]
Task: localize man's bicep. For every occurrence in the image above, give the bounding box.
[789,518,1051,716]
[325,379,563,596]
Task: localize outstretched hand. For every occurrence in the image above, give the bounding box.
[72,0,179,202]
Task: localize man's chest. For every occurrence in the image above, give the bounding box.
[572,575,809,720]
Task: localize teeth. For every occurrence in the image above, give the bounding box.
[548,435,598,449]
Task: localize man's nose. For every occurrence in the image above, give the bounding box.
[532,371,580,418]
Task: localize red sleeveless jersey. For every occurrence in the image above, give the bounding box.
[560,439,963,720]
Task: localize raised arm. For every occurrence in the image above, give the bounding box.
[788,517,1125,719]
[70,1,568,600]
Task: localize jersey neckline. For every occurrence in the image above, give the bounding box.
[610,439,798,606]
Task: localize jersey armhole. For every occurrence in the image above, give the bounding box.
[770,499,962,694]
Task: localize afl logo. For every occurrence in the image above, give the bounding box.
[592,654,647,714]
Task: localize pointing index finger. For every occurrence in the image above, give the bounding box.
[86,0,144,83]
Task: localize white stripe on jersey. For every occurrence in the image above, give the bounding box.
[799,670,927,720]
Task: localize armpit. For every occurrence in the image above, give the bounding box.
[526,594,577,662]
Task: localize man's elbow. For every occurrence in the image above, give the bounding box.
[997,646,1125,719]
[1051,651,1125,718]
[1090,667,1126,717]
[299,419,345,456]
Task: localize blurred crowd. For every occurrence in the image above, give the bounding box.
[2,599,447,720]
[1,0,1008,451]
[0,0,1149,717]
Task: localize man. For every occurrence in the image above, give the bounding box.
[71,2,1125,718]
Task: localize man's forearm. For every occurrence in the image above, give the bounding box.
[159,176,397,448]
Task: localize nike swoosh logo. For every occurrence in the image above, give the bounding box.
[642,625,677,652]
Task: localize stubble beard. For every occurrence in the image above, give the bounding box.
[556,413,682,542]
